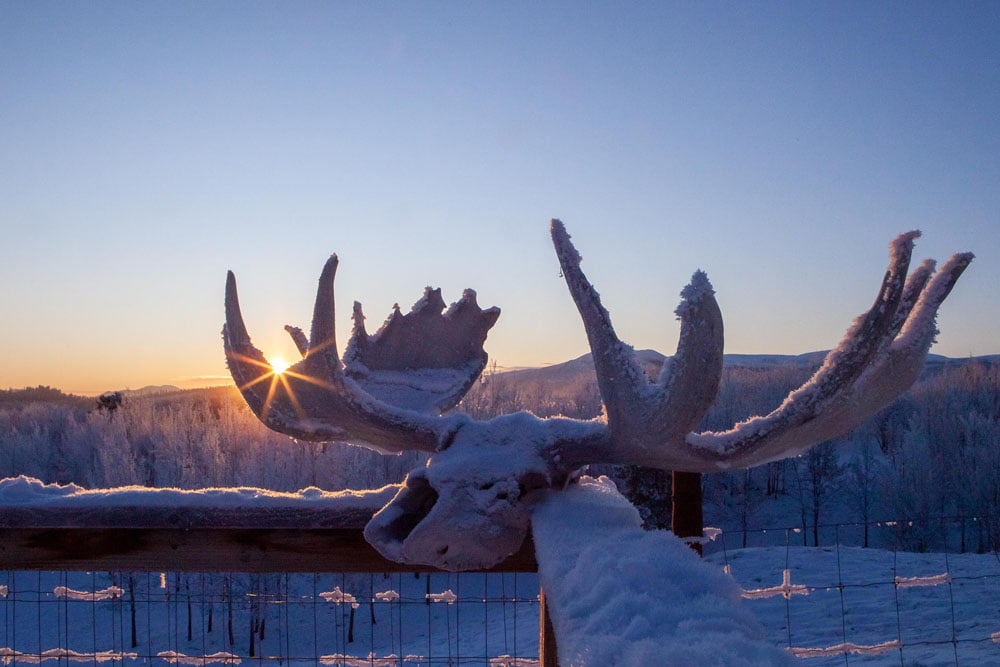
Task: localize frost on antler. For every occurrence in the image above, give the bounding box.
[685,244,974,469]
[553,223,973,472]
[342,288,500,413]
[223,255,497,454]
[225,220,972,571]
[551,220,725,467]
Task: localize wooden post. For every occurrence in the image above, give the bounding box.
[538,588,560,667]
[671,471,704,555]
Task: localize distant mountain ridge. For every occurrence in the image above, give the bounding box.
[498,349,1000,388]
[5,352,996,405]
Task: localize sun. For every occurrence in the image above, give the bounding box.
[271,356,291,375]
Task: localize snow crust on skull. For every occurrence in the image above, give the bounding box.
[364,414,561,571]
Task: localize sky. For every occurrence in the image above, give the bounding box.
[1,2,998,395]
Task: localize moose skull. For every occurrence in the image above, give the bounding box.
[224,220,972,570]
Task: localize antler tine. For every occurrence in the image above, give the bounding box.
[223,262,446,454]
[774,231,918,416]
[551,220,648,427]
[551,220,724,467]
[886,258,935,342]
[684,239,973,470]
[303,255,341,374]
[656,270,725,442]
[284,325,310,358]
[223,271,272,418]
[889,251,973,359]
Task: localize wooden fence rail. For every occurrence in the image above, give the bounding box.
[0,504,557,665]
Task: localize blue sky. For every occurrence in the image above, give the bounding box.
[2,2,997,394]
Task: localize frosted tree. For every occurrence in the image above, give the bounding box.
[846,434,889,547]
[706,467,764,548]
[801,440,839,546]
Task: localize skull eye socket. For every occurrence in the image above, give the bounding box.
[517,471,549,499]
[380,475,439,543]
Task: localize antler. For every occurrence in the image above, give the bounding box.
[224,221,972,572]
[553,220,973,472]
[223,254,498,454]
[344,287,499,413]
[686,248,973,468]
[551,220,724,469]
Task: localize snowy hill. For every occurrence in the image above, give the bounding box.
[494,349,998,396]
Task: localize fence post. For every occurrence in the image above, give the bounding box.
[672,471,704,555]
[539,588,560,667]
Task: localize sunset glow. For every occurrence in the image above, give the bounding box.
[270,357,291,375]
[1,4,997,396]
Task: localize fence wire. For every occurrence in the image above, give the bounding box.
[710,515,1000,665]
[5,516,1000,665]
[0,571,539,666]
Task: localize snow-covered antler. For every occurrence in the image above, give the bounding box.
[551,220,724,470]
[685,248,972,468]
[552,220,973,472]
[224,221,971,571]
[223,254,498,454]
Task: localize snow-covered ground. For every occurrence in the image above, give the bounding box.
[4,476,1000,665]
[0,570,541,665]
[4,545,1000,664]
[711,546,1000,665]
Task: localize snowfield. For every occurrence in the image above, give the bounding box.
[713,545,1000,665]
[4,545,1000,665]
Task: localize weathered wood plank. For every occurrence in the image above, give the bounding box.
[0,526,538,573]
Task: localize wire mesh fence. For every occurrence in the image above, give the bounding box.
[708,515,1000,665]
[0,570,540,665]
[4,516,1000,665]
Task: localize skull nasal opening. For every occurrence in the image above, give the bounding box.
[381,475,439,543]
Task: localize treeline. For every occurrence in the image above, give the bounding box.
[0,385,93,410]
[1,360,998,552]
[0,385,424,492]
